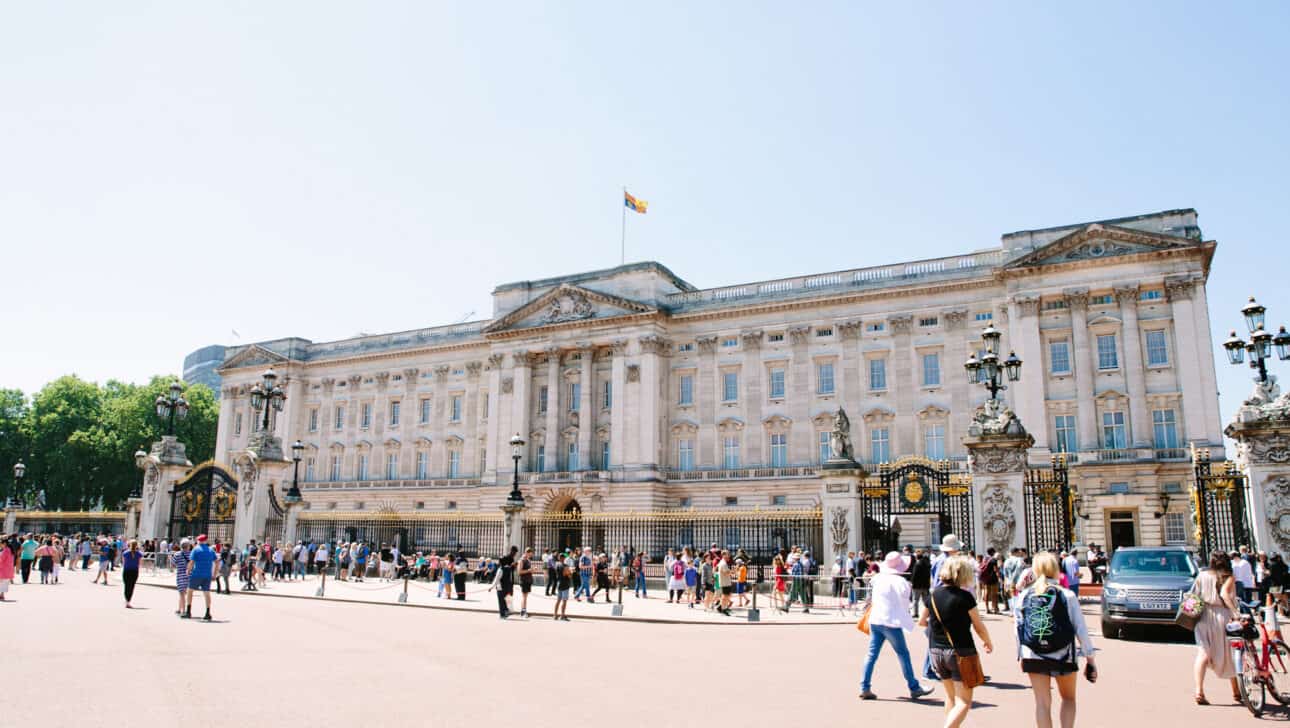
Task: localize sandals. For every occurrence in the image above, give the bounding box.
[1194,694,1209,705]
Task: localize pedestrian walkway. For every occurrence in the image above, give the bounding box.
[136,570,856,624]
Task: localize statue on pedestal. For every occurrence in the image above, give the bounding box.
[825,408,857,467]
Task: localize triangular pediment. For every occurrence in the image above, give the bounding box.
[483,283,657,334]
[1004,223,1199,270]
[218,344,291,372]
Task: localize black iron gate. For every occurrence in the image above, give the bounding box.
[168,463,238,545]
[1023,455,1073,553]
[862,458,974,554]
[1193,448,1251,556]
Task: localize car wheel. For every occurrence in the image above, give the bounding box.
[1101,619,1121,639]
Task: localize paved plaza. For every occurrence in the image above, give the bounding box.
[4,566,1273,727]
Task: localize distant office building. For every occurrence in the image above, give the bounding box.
[183,345,227,396]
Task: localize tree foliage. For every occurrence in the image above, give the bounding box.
[3,375,218,510]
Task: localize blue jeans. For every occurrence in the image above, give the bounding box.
[861,625,921,693]
[635,572,647,596]
[577,572,592,599]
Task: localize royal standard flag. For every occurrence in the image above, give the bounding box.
[624,190,648,214]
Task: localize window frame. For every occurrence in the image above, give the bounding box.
[1096,334,1119,370]
[1145,329,1169,367]
[1049,339,1072,375]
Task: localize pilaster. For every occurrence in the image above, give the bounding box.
[484,354,504,482]
[819,466,866,562]
[510,351,532,472]
[697,335,718,467]
[742,330,764,464]
[610,340,628,469]
[1116,285,1150,447]
[887,316,915,455]
[577,345,594,470]
[788,325,813,464]
[963,431,1034,554]
[1010,295,1050,459]
[544,349,561,471]
[1065,288,1098,452]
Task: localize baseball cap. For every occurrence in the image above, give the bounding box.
[197,534,208,543]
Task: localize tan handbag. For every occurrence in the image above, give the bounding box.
[930,590,985,689]
[855,600,873,634]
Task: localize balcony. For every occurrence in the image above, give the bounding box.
[303,477,482,490]
[664,466,819,482]
[524,470,614,484]
[1062,448,1192,465]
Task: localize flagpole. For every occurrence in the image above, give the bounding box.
[621,186,627,265]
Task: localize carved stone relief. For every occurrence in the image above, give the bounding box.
[830,506,850,554]
[626,364,640,383]
[968,445,1027,474]
[1264,475,1290,554]
[545,289,595,323]
[981,483,1017,553]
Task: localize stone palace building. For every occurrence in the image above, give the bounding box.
[213,208,1222,552]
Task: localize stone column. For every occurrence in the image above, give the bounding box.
[887,316,915,455]
[1190,279,1225,445]
[484,355,504,483]
[943,310,970,457]
[501,496,525,553]
[2,508,14,536]
[696,336,718,467]
[819,464,867,563]
[233,452,293,549]
[1116,285,1150,447]
[963,431,1034,554]
[638,335,666,471]
[742,330,764,463]
[1010,296,1049,458]
[283,501,301,544]
[1227,396,1290,553]
[1165,278,1208,443]
[124,497,142,539]
[510,351,532,472]
[544,349,561,470]
[839,320,863,416]
[577,345,594,470]
[464,361,483,476]
[215,386,236,461]
[1065,289,1098,453]
[137,436,193,542]
[402,369,419,475]
[433,366,450,475]
[788,326,814,464]
[609,341,627,469]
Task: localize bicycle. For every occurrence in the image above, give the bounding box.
[1230,600,1290,716]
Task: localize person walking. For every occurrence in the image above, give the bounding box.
[92,538,112,586]
[592,553,612,603]
[859,552,935,701]
[453,553,468,600]
[1232,548,1256,603]
[910,551,932,616]
[633,551,648,598]
[553,556,572,621]
[919,555,994,728]
[1061,549,1081,597]
[121,539,143,608]
[186,534,218,621]
[1192,551,1240,705]
[172,540,191,616]
[1015,552,1096,728]
[0,535,15,601]
[19,533,37,584]
[517,547,534,617]
[314,541,329,579]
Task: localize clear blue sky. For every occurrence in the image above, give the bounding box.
[3,3,1288,431]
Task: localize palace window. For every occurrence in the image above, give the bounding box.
[677,342,695,353]
[974,311,993,321]
[567,442,579,471]
[722,437,740,469]
[357,454,368,480]
[679,375,694,405]
[482,394,489,418]
[724,497,739,507]
[722,372,738,402]
[1096,334,1118,370]
[330,454,341,481]
[678,497,692,508]
[922,352,940,386]
[819,431,830,463]
[569,382,580,411]
[1152,409,1179,449]
[305,457,315,481]
[770,433,787,467]
[769,368,785,399]
[677,440,694,471]
[334,406,345,430]
[538,385,548,414]
[389,401,400,426]
[1054,415,1077,453]
[234,412,242,435]
[918,316,938,327]
[450,395,462,422]
[1049,339,1071,375]
[817,362,835,395]
[386,452,398,480]
[602,380,612,409]
[309,408,318,432]
[600,440,610,470]
[866,322,885,333]
[361,403,372,429]
[1140,289,1164,301]
[1165,512,1188,544]
[448,450,460,478]
[1091,294,1113,305]
[419,398,431,424]
[870,428,890,463]
[816,327,834,337]
[535,445,545,473]
[480,447,487,475]
[1108,482,1130,495]
[771,495,787,507]
[1102,411,1127,449]
[1146,330,1169,366]
[721,337,738,348]
[924,423,945,460]
[767,333,784,343]
[869,359,887,391]
[416,451,427,479]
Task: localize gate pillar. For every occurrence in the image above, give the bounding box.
[232,449,293,549]
[135,436,193,542]
[1226,386,1290,553]
[963,432,1033,555]
[819,465,866,563]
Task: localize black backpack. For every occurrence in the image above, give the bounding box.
[1018,586,1076,653]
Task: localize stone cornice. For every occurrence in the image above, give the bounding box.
[999,240,1216,280]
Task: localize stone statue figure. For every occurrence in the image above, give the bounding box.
[968,398,1028,438]
[828,408,856,463]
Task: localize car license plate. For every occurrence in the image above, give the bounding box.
[1139,602,1171,611]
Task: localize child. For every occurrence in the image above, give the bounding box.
[736,559,749,607]
[684,557,698,608]
[554,558,572,621]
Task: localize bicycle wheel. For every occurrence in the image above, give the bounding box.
[1269,641,1290,705]
[1238,643,1266,717]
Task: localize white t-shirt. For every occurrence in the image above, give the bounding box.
[1233,557,1256,588]
[315,545,329,562]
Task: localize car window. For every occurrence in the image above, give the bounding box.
[1108,550,1197,577]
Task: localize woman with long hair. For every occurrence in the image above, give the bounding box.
[121,539,143,608]
[772,554,787,611]
[1014,551,1096,728]
[919,555,993,728]
[1192,551,1239,705]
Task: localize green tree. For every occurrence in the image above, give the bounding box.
[22,375,104,510]
[0,388,30,503]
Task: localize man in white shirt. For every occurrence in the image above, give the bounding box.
[1232,549,1256,602]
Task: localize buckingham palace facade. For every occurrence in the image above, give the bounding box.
[214,208,1223,551]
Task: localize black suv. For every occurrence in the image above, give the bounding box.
[1100,546,1198,639]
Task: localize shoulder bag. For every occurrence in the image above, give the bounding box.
[929,589,985,688]
[855,598,873,634]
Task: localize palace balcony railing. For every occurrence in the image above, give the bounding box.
[302,477,482,491]
[1061,448,1194,465]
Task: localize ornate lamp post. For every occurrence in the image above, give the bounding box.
[1223,296,1290,384]
[9,460,25,510]
[508,432,526,504]
[249,368,287,434]
[286,440,304,504]
[963,324,1022,400]
[155,381,190,437]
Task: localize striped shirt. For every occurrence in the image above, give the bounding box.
[172,551,190,590]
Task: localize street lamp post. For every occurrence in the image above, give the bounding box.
[286,440,304,504]
[508,433,526,504]
[9,460,25,509]
[1223,296,1290,383]
[963,324,1022,400]
[154,381,190,437]
[249,368,287,434]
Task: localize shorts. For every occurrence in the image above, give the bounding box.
[721,586,733,596]
[557,589,570,601]
[1021,658,1078,676]
[189,576,212,592]
[735,583,746,594]
[930,647,976,682]
[704,582,714,592]
[521,582,533,594]
[98,560,110,571]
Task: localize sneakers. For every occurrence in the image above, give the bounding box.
[909,686,934,700]
[859,691,877,701]
[203,613,212,622]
